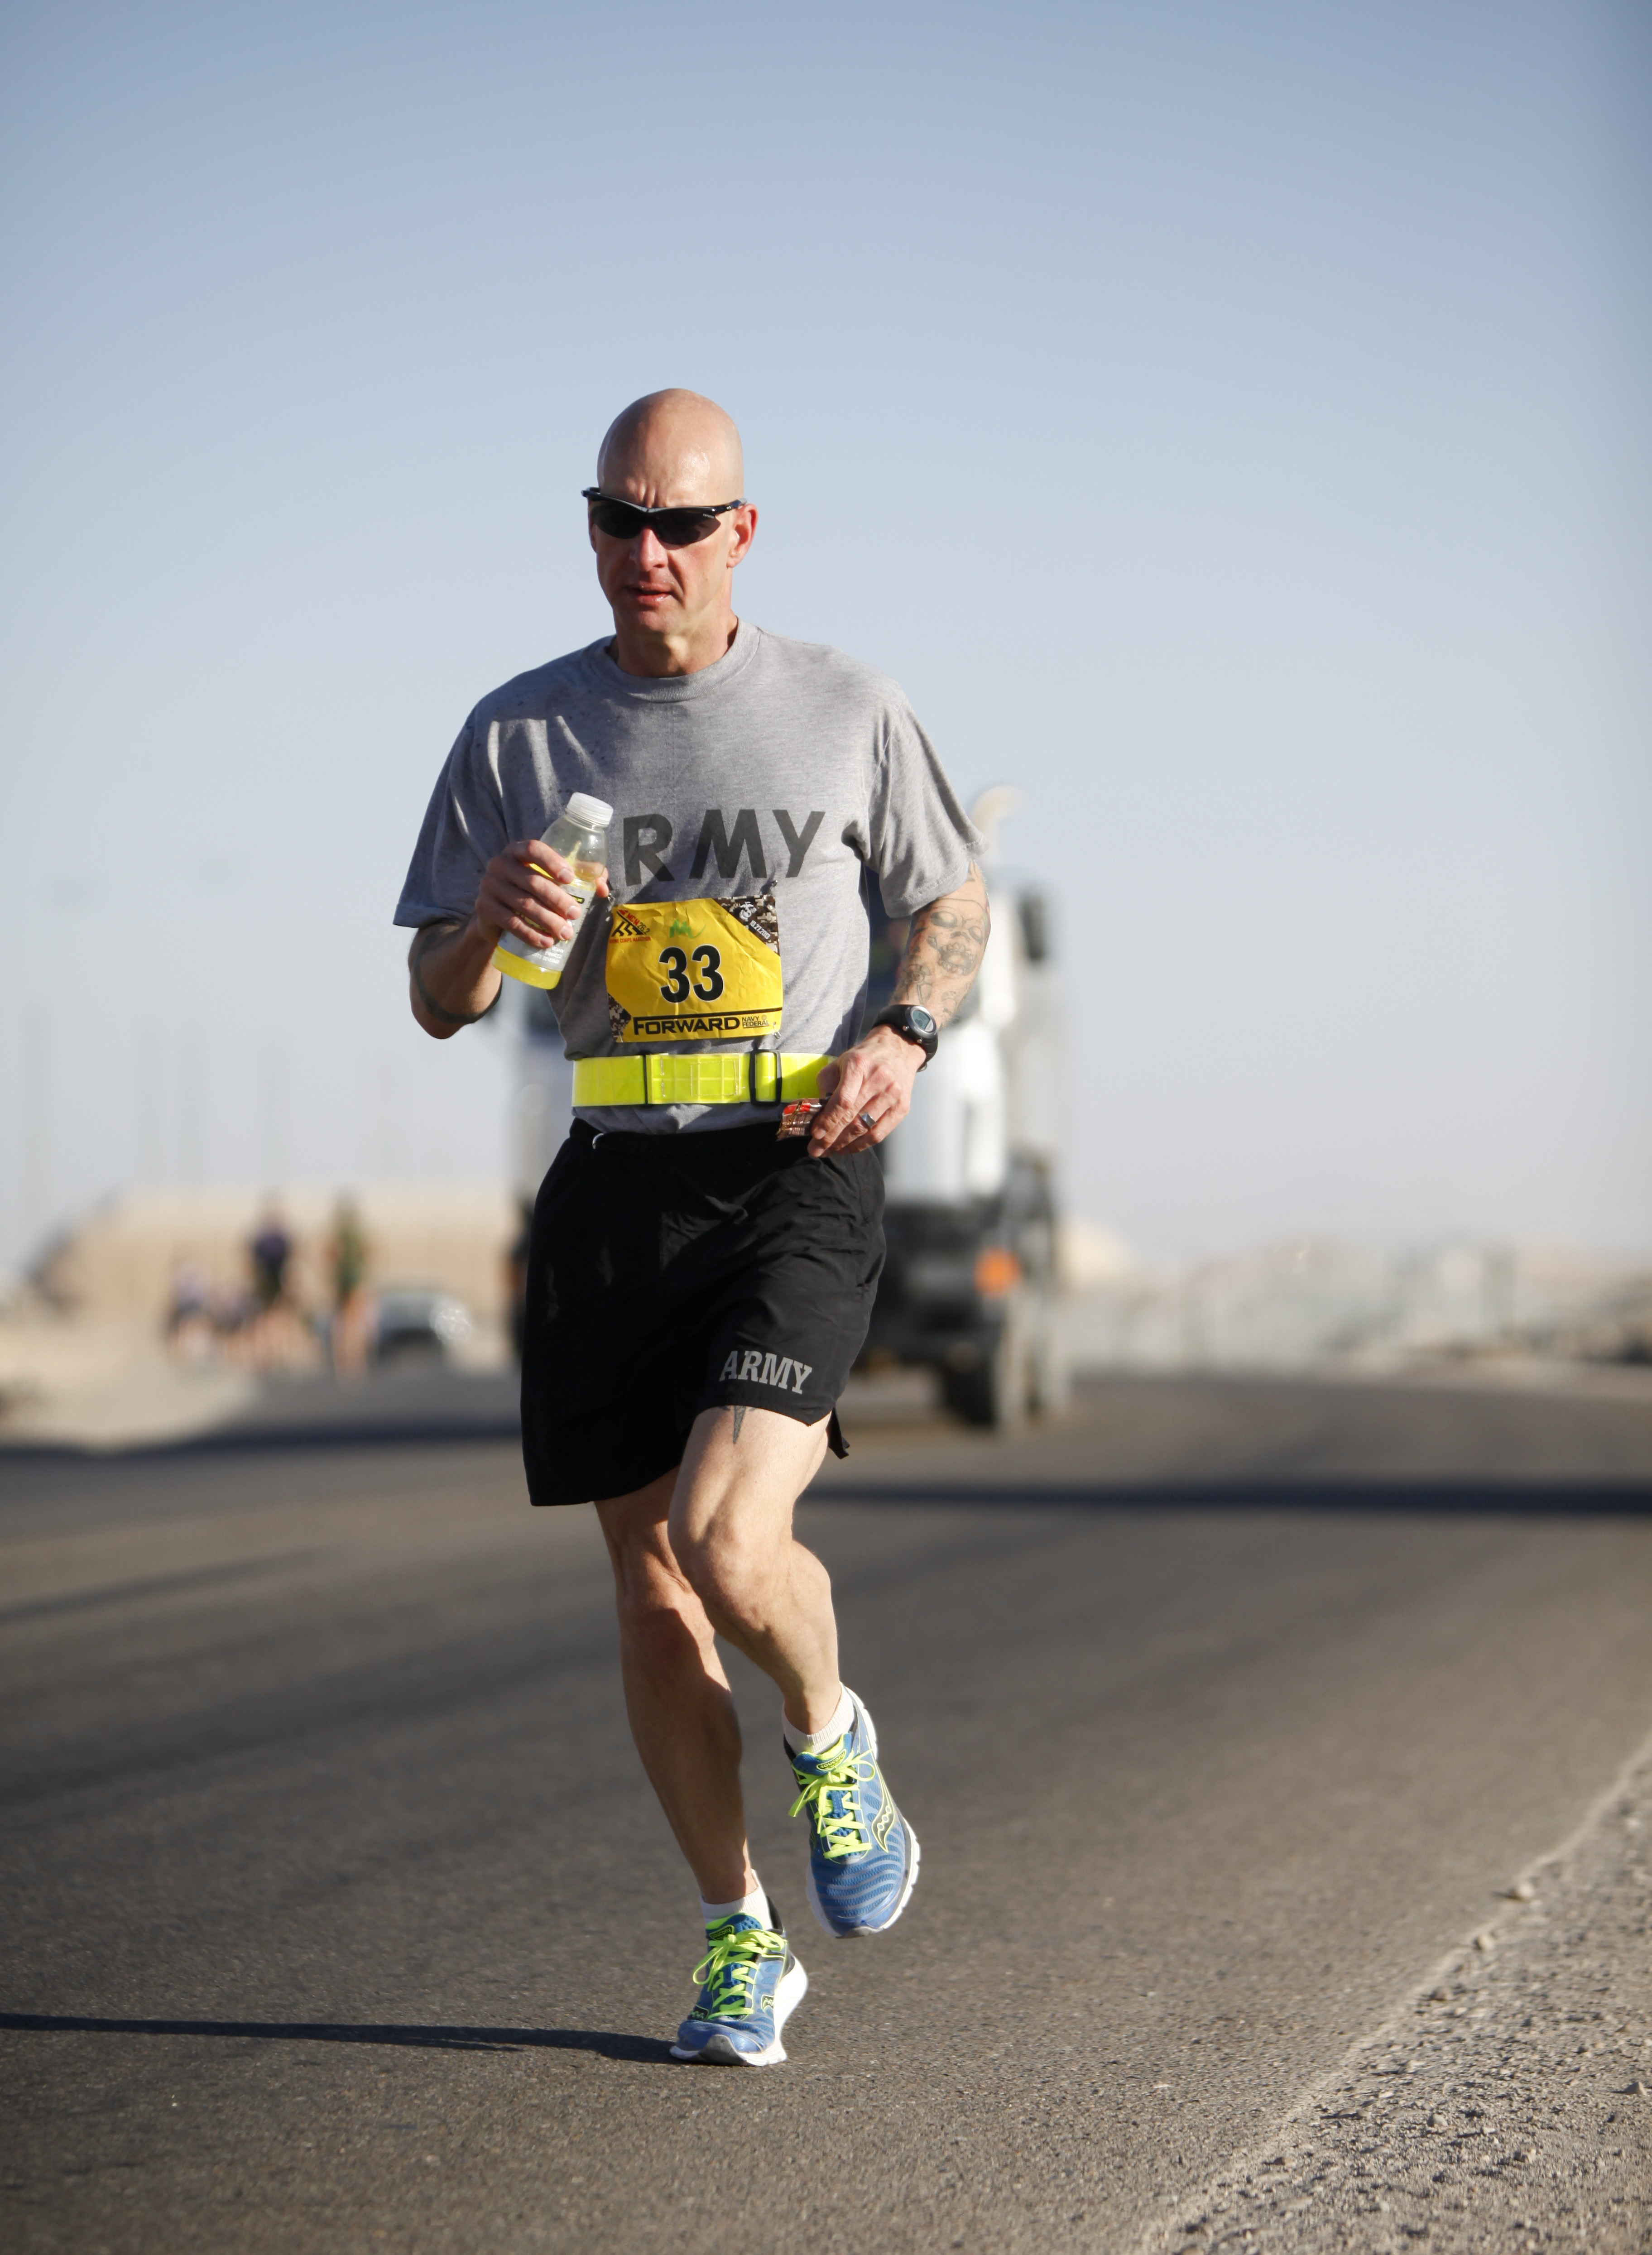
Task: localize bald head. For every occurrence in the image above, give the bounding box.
[596,389,745,508]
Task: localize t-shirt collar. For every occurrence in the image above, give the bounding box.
[587,617,760,701]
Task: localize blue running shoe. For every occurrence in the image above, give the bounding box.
[670,1899,807,2066]
[788,1687,920,1938]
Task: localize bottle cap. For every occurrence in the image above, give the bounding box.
[563,792,613,827]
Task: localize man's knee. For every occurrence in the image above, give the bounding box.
[597,1488,711,1657]
[671,1512,792,1639]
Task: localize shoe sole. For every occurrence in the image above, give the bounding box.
[670,1956,808,2066]
[802,1690,922,1939]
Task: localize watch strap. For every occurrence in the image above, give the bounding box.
[873,1004,939,1064]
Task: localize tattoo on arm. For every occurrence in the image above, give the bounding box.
[410,923,500,1028]
[892,863,990,1030]
[730,1405,747,1444]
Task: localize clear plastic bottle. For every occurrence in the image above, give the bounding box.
[491,792,612,990]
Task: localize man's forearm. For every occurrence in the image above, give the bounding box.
[807,865,988,1157]
[409,920,504,1040]
[890,864,990,1029]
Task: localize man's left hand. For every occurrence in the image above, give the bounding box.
[807,1027,924,1159]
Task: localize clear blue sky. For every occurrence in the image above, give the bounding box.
[2,0,1647,1276]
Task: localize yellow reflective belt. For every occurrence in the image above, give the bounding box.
[570,1056,645,1106]
[645,1052,750,1105]
[571,1053,834,1108]
[778,1054,832,1101]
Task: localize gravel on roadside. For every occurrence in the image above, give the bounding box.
[1140,1733,1652,2255]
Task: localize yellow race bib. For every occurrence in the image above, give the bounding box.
[606,891,783,1043]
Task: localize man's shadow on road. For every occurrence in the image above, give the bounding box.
[0,2010,675,2065]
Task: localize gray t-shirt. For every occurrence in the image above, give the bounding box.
[394,621,982,1133]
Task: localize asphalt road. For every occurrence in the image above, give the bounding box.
[3,1371,1652,2254]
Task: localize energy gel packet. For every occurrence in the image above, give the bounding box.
[776,1100,822,1141]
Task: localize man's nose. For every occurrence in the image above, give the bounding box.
[632,527,669,567]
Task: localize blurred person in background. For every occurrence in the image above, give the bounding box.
[164,1261,216,1363]
[249,1204,293,1311]
[327,1196,373,1381]
[242,1202,318,1375]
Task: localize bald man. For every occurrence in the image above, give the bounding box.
[396,390,989,2067]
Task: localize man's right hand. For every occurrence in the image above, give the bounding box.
[475,839,610,950]
[409,842,612,1040]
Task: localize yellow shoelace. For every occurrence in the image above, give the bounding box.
[691,1921,787,2022]
[789,1740,878,1859]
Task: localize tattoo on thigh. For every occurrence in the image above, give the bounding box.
[731,1405,747,1443]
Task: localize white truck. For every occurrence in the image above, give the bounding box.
[509,787,1066,1426]
[859,788,1067,1426]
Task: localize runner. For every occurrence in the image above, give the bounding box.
[395,389,989,2066]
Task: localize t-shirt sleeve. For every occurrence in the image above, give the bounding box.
[392,710,511,930]
[865,693,984,918]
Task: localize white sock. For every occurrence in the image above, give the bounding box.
[782,1683,855,1758]
[700,1879,770,1928]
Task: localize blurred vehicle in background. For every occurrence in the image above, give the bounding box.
[860,787,1067,1427]
[372,1288,474,1365]
[507,786,1067,1430]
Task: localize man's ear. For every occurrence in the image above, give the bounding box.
[726,505,757,567]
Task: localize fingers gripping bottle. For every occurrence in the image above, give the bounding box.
[491,793,612,991]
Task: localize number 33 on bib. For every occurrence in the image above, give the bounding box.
[605,890,783,1043]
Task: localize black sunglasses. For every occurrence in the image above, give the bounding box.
[582,489,747,547]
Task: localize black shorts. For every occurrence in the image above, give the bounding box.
[520,1120,884,1507]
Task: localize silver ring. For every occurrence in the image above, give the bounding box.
[859,1110,878,1130]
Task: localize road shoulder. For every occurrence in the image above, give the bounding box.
[1141,1732,1652,2253]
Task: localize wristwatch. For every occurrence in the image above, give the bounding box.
[873,1003,939,1066]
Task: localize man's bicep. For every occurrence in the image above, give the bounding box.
[907,864,988,926]
[865,694,984,892]
[396,709,507,931]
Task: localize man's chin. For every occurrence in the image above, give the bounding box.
[616,594,680,625]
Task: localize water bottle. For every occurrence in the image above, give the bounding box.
[491,793,612,990]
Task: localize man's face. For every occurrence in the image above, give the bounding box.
[588,424,755,643]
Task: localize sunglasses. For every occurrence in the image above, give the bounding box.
[582,489,747,547]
